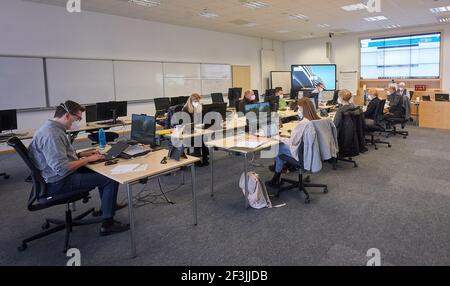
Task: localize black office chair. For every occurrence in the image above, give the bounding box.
[0,172,10,179]
[382,97,409,139]
[87,131,119,145]
[365,100,392,150]
[275,152,328,204]
[7,137,101,252]
[211,93,224,103]
[253,90,260,102]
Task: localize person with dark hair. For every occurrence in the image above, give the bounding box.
[274,87,287,110]
[29,100,129,236]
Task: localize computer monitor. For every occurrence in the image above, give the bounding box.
[422,96,431,101]
[244,102,272,133]
[252,90,260,102]
[171,96,189,106]
[0,109,18,133]
[290,89,298,99]
[264,95,279,112]
[154,97,171,112]
[211,93,224,103]
[409,91,415,101]
[202,103,227,129]
[302,89,313,99]
[130,114,156,146]
[96,101,127,123]
[228,88,242,108]
[435,93,449,102]
[85,105,97,123]
[265,89,275,97]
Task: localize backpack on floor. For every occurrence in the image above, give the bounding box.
[239,172,272,209]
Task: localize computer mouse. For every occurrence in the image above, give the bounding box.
[105,160,118,166]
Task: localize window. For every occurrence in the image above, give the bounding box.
[360,32,441,79]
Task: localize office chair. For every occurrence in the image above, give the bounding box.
[252,90,260,102]
[0,172,10,179]
[365,100,392,150]
[7,137,101,252]
[211,93,224,103]
[382,97,409,139]
[275,154,328,204]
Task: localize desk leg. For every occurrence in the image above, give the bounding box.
[244,153,249,209]
[210,147,214,197]
[126,184,137,258]
[191,164,198,226]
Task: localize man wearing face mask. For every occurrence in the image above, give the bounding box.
[28,100,130,236]
[364,89,381,127]
[238,90,258,112]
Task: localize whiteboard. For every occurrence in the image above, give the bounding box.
[339,71,358,94]
[47,59,115,106]
[201,64,231,79]
[114,61,163,101]
[164,78,201,98]
[202,79,231,95]
[0,57,46,109]
[163,63,201,78]
[271,71,291,92]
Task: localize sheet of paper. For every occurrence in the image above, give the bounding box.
[110,164,141,175]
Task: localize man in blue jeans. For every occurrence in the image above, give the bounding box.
[29,100,129,236]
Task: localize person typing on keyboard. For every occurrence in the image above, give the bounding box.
[28,100,129,236]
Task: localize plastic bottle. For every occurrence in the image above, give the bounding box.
[98,128,106,149]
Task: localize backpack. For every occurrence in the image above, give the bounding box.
[239,172,272,209]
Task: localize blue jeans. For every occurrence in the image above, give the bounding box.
[275,143,293,173]
[47,168,119,219]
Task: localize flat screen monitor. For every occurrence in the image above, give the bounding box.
[170,96,189,107]
[131,114,156,146]
[435,93,449,102]
[0,109,18,132]
[85,105,97,123]
[96,101,127,122]
[228,88,242,108]
[154,97,171,112]
[211,93,224,103]
[244,102,270,115]
[265,89,275,97]
[202,103,227,129]
[291,64,337,92]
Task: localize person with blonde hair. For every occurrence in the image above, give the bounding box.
[238,89,257,112]
[182,93,209,166]
[267,97,321,187]
[333,89,356,129]
[364,88,381,123]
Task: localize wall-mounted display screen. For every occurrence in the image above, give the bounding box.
[291,64,336,91]
[360,32,441,79]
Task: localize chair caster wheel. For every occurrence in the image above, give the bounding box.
[4,175,9,180]
[42,222,50,230]
[375,147,378,150]
[304,198,311,204]
[305,176,311,183]
[403,136,407,139]
[388,145,392,148]
[18,243,27,252]
[354,164,358,168]
[92,210,102,217]
[323,188,328,194]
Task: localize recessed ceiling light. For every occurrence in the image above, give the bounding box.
[288,14,309,21]
[384,24,401,29]
[317,24,331,28]
[341,3,367,11]
[430,6,450,13]
[241,1,269,9]
[128,0,160,8]
[199,9,219,18]
[438,16,450,23]
[364,16,388,22]
[276,30,289,33]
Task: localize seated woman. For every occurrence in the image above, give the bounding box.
[238,89,257,112]
[364,88,381,127]
[182,93,209,166]
[267,97,321,187]
[333,89,357,130]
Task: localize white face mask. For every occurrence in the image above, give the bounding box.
[70,120,81,131]
[337,97,343,105]
[192,102,200,108]
[368,95,374,101]
[297,108,304,120]
[250,95,256,101]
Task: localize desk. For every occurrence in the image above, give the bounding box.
[205,134,279,209]
[419,101,450,130]
[85,149,200,258]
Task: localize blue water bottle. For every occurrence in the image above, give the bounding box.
[98,128,106,149]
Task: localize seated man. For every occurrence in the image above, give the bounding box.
[364,88,381,127]
[238,89,258,113]
[385,85,404,119]
[28,100,129,236]
[274,87,288,110]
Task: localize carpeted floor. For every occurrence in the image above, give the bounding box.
[1,126,450,266]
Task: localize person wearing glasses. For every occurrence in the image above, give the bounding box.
[28,100,129,236]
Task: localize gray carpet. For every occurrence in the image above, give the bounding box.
[1,126,450,266]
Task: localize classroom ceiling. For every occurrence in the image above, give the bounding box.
[25,0,450,41]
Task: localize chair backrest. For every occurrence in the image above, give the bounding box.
[253,90,260,102]
[7,137,47,211]
[211,93,224,103]
[374,99,386,124]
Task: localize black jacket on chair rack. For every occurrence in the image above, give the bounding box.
[336,106,367,157]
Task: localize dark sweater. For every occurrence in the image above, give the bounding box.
[364,97,380,120]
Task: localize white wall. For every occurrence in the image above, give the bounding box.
[284,25,450,91]
[0,0,284,130]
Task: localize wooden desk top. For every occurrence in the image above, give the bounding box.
[205,134,279,154]
[85,149,200,185]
